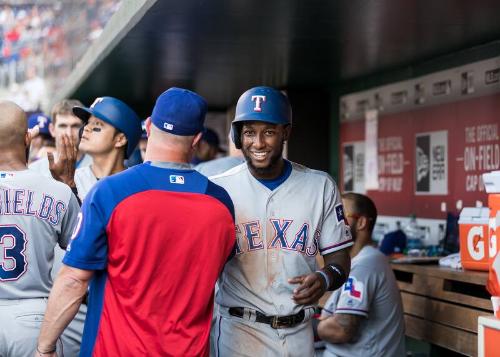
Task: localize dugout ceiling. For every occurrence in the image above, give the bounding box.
[63,0,500,116]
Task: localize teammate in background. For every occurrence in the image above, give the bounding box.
[317,193,405,357]
[27,112,55,163]
[36,87,236,357]
[139,120,148,161]
[72,96,142,200]
[29,99,92,176]
[211,86,352,356]
[124,120,148,166]
[192,127,224,164]
[195,133,244,176]
[0,101,80,357]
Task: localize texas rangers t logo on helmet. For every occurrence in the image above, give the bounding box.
[251,95,266,112]
[91,97,104,108]
[37,116,48,128]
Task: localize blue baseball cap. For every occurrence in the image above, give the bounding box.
[201,128,225,152]
[72,96,142,158]
[28,112,51,136]
[151,87,207,136]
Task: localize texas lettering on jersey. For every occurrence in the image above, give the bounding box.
[234,218,320,256]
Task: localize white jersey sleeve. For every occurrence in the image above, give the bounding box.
[323,252,375,318]
[334,272,371,317]
[58,192,81,249]
[317,175,353,256]
[75,166,98,201]
[322,246,406,357]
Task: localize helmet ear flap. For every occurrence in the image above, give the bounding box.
[230,123,242,149]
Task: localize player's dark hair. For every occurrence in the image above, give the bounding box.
[342,192,378,233]
[51,99,83,124]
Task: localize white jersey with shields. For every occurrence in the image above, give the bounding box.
[75,165,98,201]
[0,170,80,299]
[211,162,353,316]
[322,246,406,357]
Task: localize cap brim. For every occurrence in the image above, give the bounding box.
[72,106,92,123]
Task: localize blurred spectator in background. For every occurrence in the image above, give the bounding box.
[22,64,47,112]
[0,1,122,112]
[27,111,54,163]
[191,127,225,165]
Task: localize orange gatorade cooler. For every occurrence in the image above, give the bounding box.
[459,207,490,271]
[478,316,500,357]
[488,195,500,263]
[483,171,500,263]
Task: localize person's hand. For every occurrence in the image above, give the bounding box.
[288,272,326,305]
[48,134,77,187]
[27,124,40,147]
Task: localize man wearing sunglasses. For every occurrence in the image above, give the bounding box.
[317,192,405,357]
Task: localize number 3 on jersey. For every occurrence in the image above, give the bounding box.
[0,225,27,281]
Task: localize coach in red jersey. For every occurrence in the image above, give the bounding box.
[36,88,236,357]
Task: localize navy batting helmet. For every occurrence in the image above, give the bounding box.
[73,97,142,158]
[231,86,292,149]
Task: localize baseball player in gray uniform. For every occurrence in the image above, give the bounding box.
[0,101,80,357]
[318,193,405,357]
[210,87,353,356]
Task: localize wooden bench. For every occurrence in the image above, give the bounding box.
[391,263,493,356]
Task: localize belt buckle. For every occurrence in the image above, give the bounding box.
[271,315,293,329]
[271,316,281,329]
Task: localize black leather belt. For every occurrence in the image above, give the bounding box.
[228,307,305,329]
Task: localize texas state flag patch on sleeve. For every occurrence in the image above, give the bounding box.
[335,203,346,225]
[342,277,364,301]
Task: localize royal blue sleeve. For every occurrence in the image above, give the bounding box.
[63,181,114,270]
[205,180,235,221]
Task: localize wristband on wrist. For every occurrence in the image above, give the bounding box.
[325,263,347,291]
[315,270,331,290]
[37,345,56,355]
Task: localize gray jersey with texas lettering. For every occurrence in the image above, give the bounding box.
[211,162,353,316]
[0,169,80,299]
